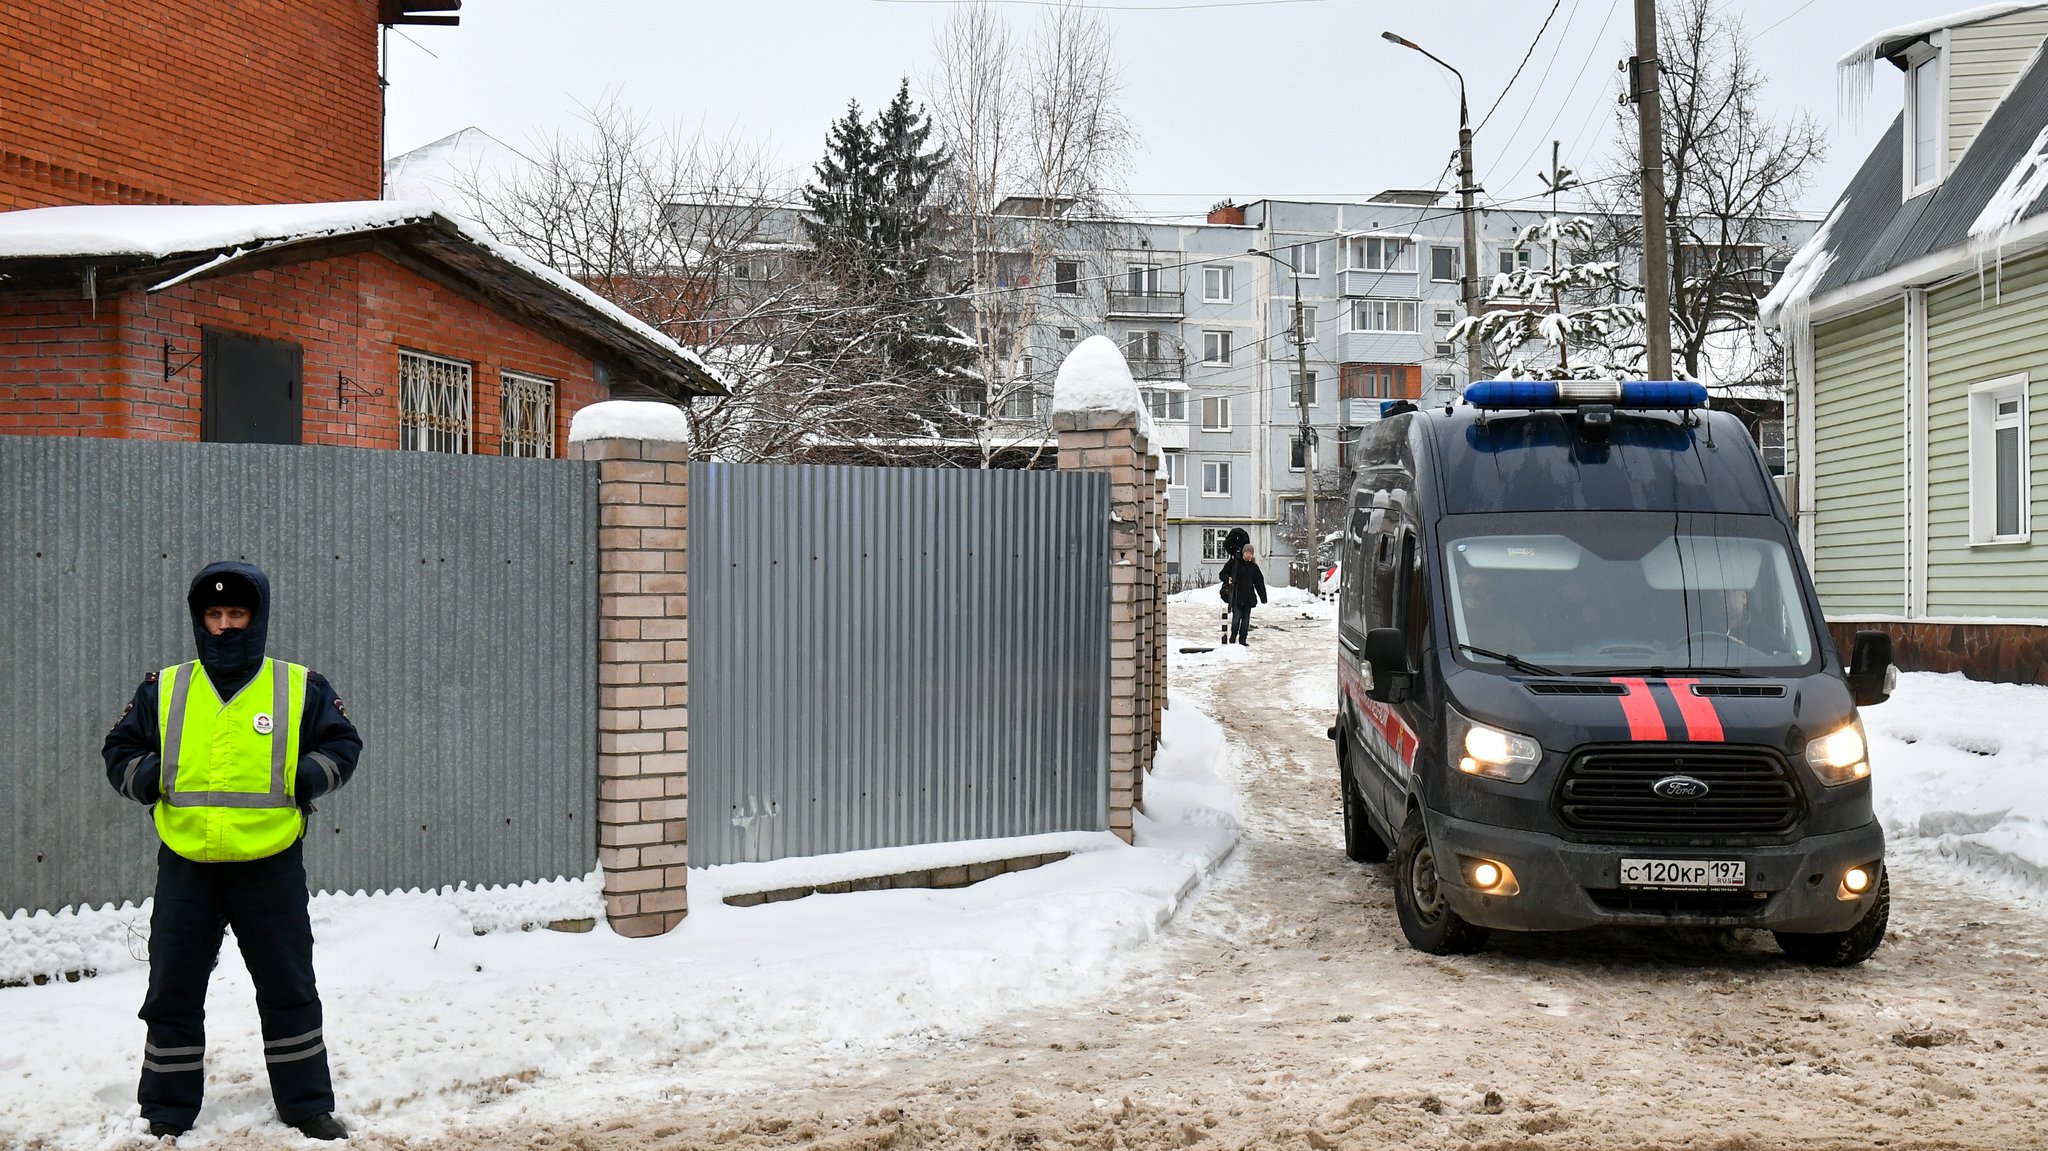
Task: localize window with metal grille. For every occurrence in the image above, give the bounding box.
[399,350,473,454]
[1202,527,1234,560]
[500,370,556,458]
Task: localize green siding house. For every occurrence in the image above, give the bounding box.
[1767,3,2048,683]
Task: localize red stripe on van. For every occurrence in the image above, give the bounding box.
[1611,678,1667,740]
[1662,679,1725,742]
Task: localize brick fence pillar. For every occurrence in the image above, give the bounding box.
[570,435,689,937]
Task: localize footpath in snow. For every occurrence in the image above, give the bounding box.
[0,705,1241,1148]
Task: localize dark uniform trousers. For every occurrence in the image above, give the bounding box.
[139,840,333,1128]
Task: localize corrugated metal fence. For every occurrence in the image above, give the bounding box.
[0,438,597,914]
[691,462,1109,865]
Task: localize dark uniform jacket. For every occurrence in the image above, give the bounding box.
[101,561,362,810]
[1218,555,1268,610]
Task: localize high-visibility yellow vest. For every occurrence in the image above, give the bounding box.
[154,657,308,862]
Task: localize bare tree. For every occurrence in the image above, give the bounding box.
[927,1,1138,467]
[1578,0,1824,386]
[460,99,940,463]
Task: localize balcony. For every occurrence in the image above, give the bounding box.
[1125,350,1186,383]
[1339,268,1421,297]
[1107,289,1185,319]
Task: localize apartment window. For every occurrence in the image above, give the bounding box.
[1909,51,1943,190]
[1202,460,1232,496]
[1145,387,1188,422]
[1126,264,1163,294]
[1350,299,1419,332]
[1288,370,1319,407]
[1058,326,1079,341]
[1055,260,1081,295]
[1202,330,1234,365]
[1203,265,1235,302]
[1127,329,1164,362]
[1430,246,1458,282]
[1498,248,1531,275]
[1289,435,1309,471]
[1336,425,1362,468]
[1435,307,1457,327]
[500,370,556,458]
[1434,373,1455,395]
[1291,305,1317,342]
[399,350,472,454]
[1202,527,1236,560]
[1163,449,1184,488]
[1289,242,1320,276]
[1201,395,1231,431]
[1970,376,2030,543]
[1344,235,1415,272]
[1435,341,1455,358]
[1343,364,1403,400]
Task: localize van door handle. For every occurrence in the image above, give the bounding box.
[1339,633,1361,655]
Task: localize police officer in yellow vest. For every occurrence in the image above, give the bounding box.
[102,562,361,1142]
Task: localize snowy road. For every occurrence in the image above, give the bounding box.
[411,598,2048,1151]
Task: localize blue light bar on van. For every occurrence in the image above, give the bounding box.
[1462,380,1709,410]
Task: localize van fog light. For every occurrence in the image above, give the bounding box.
[1458,856,1521,896]
[1840,866,1874,899]
[1472,861,1501,888]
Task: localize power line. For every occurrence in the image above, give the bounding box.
[1476,0,1575,135]
[1754,0,1822,39]
[862,0,1337,8]
[1494,0,1625,197]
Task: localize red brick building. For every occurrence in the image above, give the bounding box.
[0,1,722,450]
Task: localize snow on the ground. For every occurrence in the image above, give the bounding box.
[0,703,1238,1148]
[1868,671,2048,895]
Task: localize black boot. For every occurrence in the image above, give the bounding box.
[292,1113,348,1141]
[147,1121,186,1141]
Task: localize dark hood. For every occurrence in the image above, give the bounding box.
[187,560,271,699]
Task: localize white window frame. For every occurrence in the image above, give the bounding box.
[1288,435,1308,473]
[1430,246,1459,283]
[1201,459,1232,497]
[1968,374,2030,544]
[1054,259,1082,296]
[1291,304,1317,342]
[1288,242,1320,277]
[1202,329,1234,365]
[1904,41,1949,197]
[1057,326,1079,341]
[1434,306,1457,327]
[1200,395,1231,431]
[500,369,556,459]
[1144,385,1188,423]
[399,349,473,454]
[1162,449,1185,488]
[1343,234,1416,273]
[1349,299,1419,333]
[1498,248,1531,275]
[1287,369,1319,408]
[1202,264,1235,303]
[1202,527,1235,560]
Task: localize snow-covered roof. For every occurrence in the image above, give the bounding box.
[1838,4,2048,119]
[381,127,534,212]
[0,201,727,397]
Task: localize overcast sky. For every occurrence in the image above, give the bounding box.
[383,0,1943,217]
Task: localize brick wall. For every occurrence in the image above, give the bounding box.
[0,0,383,208]
[0,251,608,453]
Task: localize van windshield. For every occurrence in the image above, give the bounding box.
[1442,513,1818,675]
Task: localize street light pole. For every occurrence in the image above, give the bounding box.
[1383,31,1484,388]
[1250,246,1317,587]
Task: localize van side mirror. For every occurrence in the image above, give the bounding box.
[1846,630,1896,707]
[1364,627,1412,704]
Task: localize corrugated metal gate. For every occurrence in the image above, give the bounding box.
[0,438,597,914]
[691,462,1109,865]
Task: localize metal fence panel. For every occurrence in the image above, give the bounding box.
[0,438,597,914]
[691,462,1109,865]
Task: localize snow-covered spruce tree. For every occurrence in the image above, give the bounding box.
[801,101,880,282]
[1451,216,1644,380]
[870,79,978,418]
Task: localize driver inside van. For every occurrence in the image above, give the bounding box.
[1456,564,1533,657]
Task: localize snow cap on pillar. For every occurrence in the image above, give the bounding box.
[1053,334,1158,452]
[568,399,692,444]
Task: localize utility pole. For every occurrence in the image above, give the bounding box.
[1250,246,1318,587]
[1630,0,1674,379]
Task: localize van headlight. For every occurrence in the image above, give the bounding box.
[1454,715,1542,783]
[1804,721,1870,785]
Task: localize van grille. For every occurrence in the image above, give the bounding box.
[1526,681,1626,695]
[1689,683,1788,698]
[1555,744,1803,841]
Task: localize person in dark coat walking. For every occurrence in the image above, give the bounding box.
[101,562,361,1142]
[1218,543,1268,645]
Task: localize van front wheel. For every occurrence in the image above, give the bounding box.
[1774,870,1890,967]
[1393,811,1490,955]
[1341,762,1390,863]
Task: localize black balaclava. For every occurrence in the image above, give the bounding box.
[186,561,271,700]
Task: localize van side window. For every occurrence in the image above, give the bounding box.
[1370,522,1402,630]
[1340,507,1370,636]
[1402,531,1428,666]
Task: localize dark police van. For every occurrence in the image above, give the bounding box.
[1331,380,1897,965]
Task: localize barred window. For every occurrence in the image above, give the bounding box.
[501,370,556,458]
[399,350,472,454]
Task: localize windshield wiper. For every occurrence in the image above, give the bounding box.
[1575,665,1759,679]
[1457,644,1564,677]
